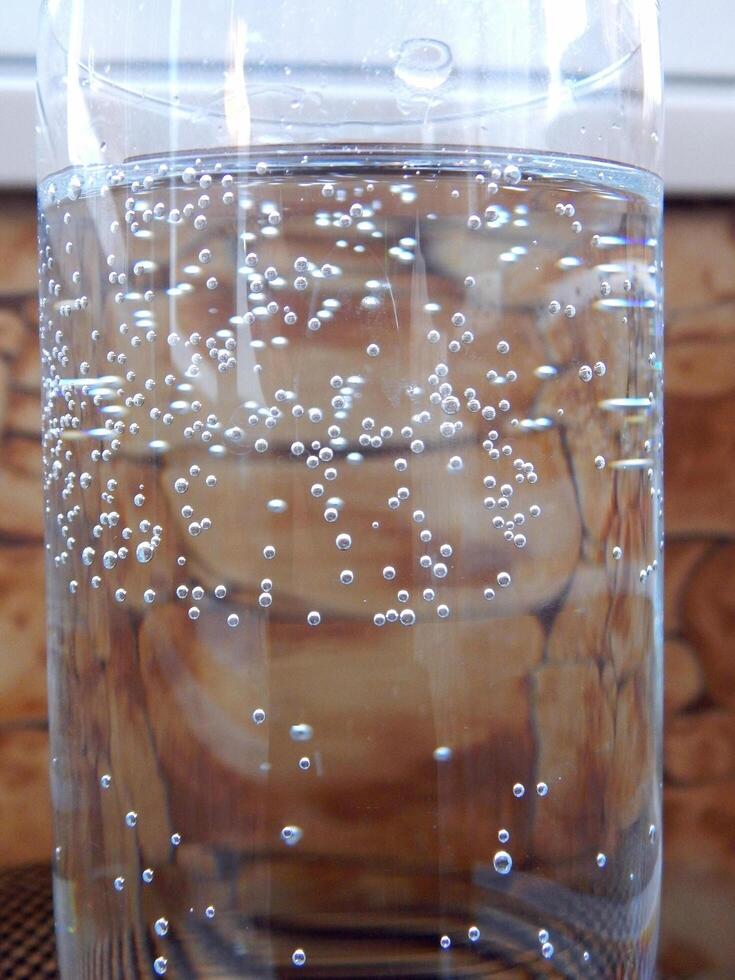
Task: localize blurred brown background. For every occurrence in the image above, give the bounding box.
[0,193,733,978]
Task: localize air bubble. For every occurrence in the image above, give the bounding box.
[136,542,153,563]
[290,723,313,741]
[281,825,303,846]
[493,850,513,875]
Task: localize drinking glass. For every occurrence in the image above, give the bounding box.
[37,1,663,976]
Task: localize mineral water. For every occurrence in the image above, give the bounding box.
[40,147,663,978]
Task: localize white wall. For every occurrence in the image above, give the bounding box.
[1,0,733,192]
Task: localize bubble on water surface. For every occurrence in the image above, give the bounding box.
[394,38,453,91]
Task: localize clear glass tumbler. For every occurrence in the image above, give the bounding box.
[37,1,663,976]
